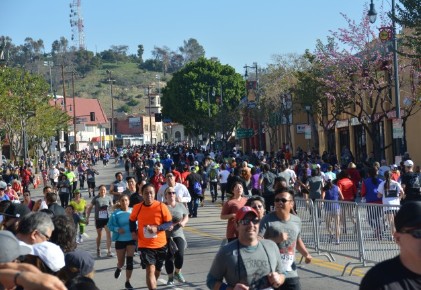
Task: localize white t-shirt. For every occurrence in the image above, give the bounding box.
[377,180,402,208]
[279,169,297,185]
[49,168,60,182]
[219,170,230,184]
[156,183,191,203]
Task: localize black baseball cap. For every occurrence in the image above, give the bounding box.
[395,202,421,232]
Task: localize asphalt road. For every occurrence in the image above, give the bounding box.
[32,160,369,290]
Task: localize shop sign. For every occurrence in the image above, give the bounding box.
[336,120,349,128]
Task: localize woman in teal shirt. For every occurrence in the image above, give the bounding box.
[108,194,135,290]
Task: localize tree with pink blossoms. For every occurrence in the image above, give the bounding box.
[314,10,420,160]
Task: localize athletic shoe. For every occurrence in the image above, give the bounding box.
[125,281,133,290]
[114,268,121,279]
[107,252,115,258]
[174,272,185,283]
[78,234,83,243]
[166,277,174,285]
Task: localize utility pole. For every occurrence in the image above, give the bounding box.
[71,71,77,151]
[61,65,69,152]
[106,70,115,149]
[148,86,153,145]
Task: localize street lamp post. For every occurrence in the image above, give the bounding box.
[207,87,215,150]
[305,105,311,152]
[368,0,402,155]
[145,86,153,145]
[106,70,115,149]
[244,62,262,152]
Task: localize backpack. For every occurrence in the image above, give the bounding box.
[193,181,203,196]
[209,168,218,182]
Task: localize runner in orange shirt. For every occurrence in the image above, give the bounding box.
[129,183,172,290]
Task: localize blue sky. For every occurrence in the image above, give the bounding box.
[2,0,376,73]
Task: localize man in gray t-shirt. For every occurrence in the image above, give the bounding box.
[207,206,285,290]
[259,190,312,290]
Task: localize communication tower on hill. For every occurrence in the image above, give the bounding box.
[69,0,85,50]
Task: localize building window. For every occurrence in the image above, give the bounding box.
[354,125,366,163]
[86,126,94,133]
[152,125,156,131]
[373,121,385,161]
[175,131,181,142]
[144,125,149,131]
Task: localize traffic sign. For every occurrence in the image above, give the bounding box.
[392,118,403,139]
[236,128,254,139]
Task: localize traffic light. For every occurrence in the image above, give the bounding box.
[155,113,162,122]
[90,112,95,121]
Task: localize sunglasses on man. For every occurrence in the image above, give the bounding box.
[238,217,260,226]
[400,228,421,239]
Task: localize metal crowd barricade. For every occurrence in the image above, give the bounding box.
[295,198,400,276]
[294,198,334,262]
[353,203,400,270]
[313,200,361,269]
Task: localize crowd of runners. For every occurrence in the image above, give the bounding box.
[0,143,420,289]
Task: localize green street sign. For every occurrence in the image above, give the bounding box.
[236,128,254,139]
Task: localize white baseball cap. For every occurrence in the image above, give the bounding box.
[404,160,414,167]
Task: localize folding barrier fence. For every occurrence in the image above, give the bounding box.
[294,198,400,276]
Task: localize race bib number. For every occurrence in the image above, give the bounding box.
[280,253,294,272]
[143,226,157,239]
[98,210,108,219]
[98,206,109,219]
[60,188,69,193]
[88,174,93,179]
[117,186,124,193]
[385,189,398,198]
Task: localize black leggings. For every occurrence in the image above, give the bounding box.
[164,237,186,274]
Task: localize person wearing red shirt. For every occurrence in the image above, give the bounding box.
[150,166,165,194]
[346,162,361,189]
[170,164,183,184]
[337,170,358,233]
[390,165,401,182]
[20,166,32,192]
[180,165,190,187]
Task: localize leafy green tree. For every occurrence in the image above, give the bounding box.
[152,46,171,75]
[259,53,312,151]
[140,59,163,72]
[179,38,205,64]
[74,49,101,76]
[127,98,139,106]
[161,57,244,142]
[168,51,183,73]
[137,44,144,63]
[0,67,69,160]
[29,103,70,158]
[119,104,130,113]
[51,37,72,66]
[394,0,421,58]
[23,37,44,62]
